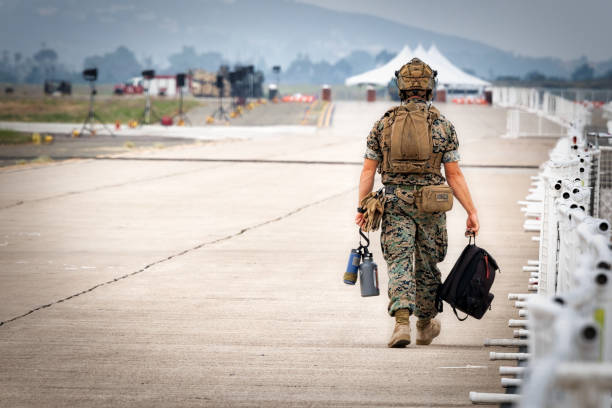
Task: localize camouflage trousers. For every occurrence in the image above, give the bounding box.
[380,186,448,318]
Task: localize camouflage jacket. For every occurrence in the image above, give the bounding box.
[364,98,460,186]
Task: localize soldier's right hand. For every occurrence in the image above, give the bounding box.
[466,212,480,235]
[355,212,366,228]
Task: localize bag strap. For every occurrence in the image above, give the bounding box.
[453,306,469,321]
[426,104,440,126]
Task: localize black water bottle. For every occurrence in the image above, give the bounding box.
[359,253,379,297]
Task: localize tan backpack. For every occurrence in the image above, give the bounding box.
[381,101,443,180]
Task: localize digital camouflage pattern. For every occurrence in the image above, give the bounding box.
[381,188,448,317]
[365,99,460,186]
[364,98,459,318]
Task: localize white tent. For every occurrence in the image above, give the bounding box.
[344,45,413,86]
[344,44,490,89]
[427,44,489,88]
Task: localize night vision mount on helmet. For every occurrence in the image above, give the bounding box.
[395,58,437,94]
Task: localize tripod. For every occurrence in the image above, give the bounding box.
[173,86,191,126]
[80,81,114,136]
[139,79,161,125]
[211,86,230,122]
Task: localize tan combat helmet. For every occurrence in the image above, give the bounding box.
[395,58,437,98]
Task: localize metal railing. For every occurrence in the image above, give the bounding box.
[470,115,612,406]
[492,87,592,138]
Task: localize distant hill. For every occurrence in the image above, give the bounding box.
[0,0,605,81]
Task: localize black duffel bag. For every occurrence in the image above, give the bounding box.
[436,234,500,321]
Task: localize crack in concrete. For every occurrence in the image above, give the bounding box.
[0,187,354,328]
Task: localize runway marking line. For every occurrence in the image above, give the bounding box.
[317,102,330,128]
[324,102,335,127]
[301,100,319,125]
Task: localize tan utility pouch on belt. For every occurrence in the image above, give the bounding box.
[359,189,385,232]
[416,184,454,213]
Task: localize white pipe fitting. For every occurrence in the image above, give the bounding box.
[484,338,529,347]
[508,293,532,300]
[501,377,522,387]
[469,392,520,404]
[499,366,526,375]
[509,319,528,327]
[489,352,530,360]
[513,329,529,338]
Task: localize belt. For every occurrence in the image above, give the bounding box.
[384,185,422,194]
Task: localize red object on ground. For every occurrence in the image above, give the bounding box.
[435,89,446,103]
[281,94,316,103]
[161,116,173,126]
[366,88,376,102]
[321,86,331,102]
[113,83,144,95]
[452,97,487,105]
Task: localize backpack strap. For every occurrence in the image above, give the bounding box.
[427,104,440,126]
[453,306,469,321]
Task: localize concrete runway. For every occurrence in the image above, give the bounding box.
[0,101,556,407]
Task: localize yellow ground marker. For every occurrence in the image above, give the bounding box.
[301,100,319,125]
[316,102,329,128]
[324,103,335,127]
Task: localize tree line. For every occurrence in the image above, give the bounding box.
[1,45,610,87]
[0,45,396,85]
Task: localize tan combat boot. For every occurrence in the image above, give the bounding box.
[416,318,441,345]
[388,309,411,348]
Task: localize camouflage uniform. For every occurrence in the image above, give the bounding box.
[365,98,460,318]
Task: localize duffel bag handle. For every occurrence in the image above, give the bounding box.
[465,229,475,245]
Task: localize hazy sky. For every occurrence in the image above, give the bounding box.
[299,0,612,61]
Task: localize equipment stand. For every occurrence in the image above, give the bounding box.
[80,82,114,136]
[139,80,161,125]
[211,94,230,123]
[173,87,191,125]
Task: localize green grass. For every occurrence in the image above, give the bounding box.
[0,96,204,124]
[30,155,53,164]
[0,129,32,144]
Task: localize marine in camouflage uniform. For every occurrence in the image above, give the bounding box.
[356,58,478,347]
[364,104,460,318]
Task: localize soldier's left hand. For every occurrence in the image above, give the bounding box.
[466,212,480,235]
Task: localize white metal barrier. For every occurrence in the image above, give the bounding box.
[603,102,612,133]
[470,128,612,406]
[493,87,592,138]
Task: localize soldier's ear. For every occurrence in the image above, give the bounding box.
[395,70,399,78]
